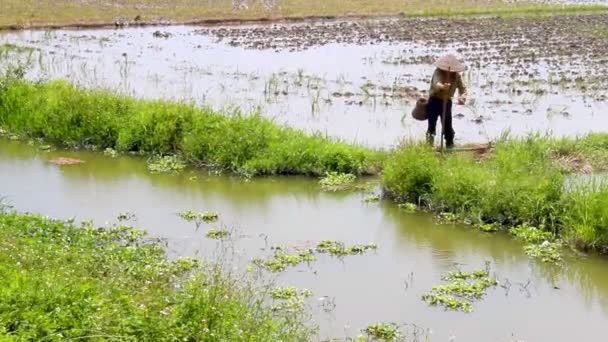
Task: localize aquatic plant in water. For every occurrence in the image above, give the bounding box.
[177,210,219,223]
[147,155,186,173]
[398,202,417,212]
[476,223,499,233]
[511,224,562,264]
[252,248,316,273]
[363,323,403,341]
[206,229,230,239]
[316,240,378,257]
[270,287,313,313]
[269,287,313,300]
[319,172,357,191]
[363,194,380,202]
[510,224,554,244]
[422,263,497,313]
[524,241,562,264]
[103,147,118,157]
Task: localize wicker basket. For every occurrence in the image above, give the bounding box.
[411,97,428,121]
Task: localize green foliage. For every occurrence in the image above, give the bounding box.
[422,264,497,313]
[363,322,403,341]
[0,210,314,341]
[206,229,230,239]
[363,194,380,202]
[319,172,357,191]
[252,248,316,273]
[0,79,381,176]
[381,144,438,203]
[316,240,378,257]
[382,136,608,252]
[103,147,118,157]
[524,241,562,264]
[397,202,417,212]
[510,224,554,244]
[147,155,186,173]
[177,210,219,223]
[562,181,608,251]
[269,287,313,300]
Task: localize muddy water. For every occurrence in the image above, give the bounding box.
[1,139,608,341]
[1,23,607,148]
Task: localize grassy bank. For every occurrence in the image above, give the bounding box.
[1,0,607,28]
[382,137,608,252]
[0,78,383,176]
[0,207,314,340]
[2,76,608,252]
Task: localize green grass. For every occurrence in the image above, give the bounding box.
[382,136,608,252]
[0,0,606,28]
[2,73,608,252]
[0,208,314,340]
[0,78,383,177]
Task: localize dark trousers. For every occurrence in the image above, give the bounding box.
[426,96,455,147]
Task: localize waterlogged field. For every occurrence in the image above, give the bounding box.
[1,12,608,147]
[2,139,608,341]
[2,4,608,340]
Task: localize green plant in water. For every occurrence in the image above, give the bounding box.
[206,229,230,239]
[316,240,378,257]
[510,224,562,264]
[510,224,554,244]
[363,194,380,202]
[103,147,118,157]
[524,241,562,264]
[476,223,499,233]
[422,263,497,313]
[252,249,315,273]
[319,172,357,191]
[269,287,313,300]
[398,202,417,212]
[177,210,219,223]
[147,155,185,173]
[363,322,403,341]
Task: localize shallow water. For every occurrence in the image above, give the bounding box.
[1,24,607,148]
[1,139,608,341]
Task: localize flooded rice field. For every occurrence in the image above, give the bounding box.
[2,139,608,341]
[1,13,608,148]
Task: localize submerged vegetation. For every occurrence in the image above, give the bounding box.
[0,208,314,340]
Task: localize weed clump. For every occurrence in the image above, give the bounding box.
[206,229,230,239]
[147,155,186,173]
[316,240,378,257]
[177,210,219,223]
[422,263,497,313]
[363,322,403,341]
[252,248,316,273]
[319,172,357,191]
[269,287,313,300]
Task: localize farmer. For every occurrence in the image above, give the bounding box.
[426,54,467,149]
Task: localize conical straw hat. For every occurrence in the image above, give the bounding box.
[434,54,465,72]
